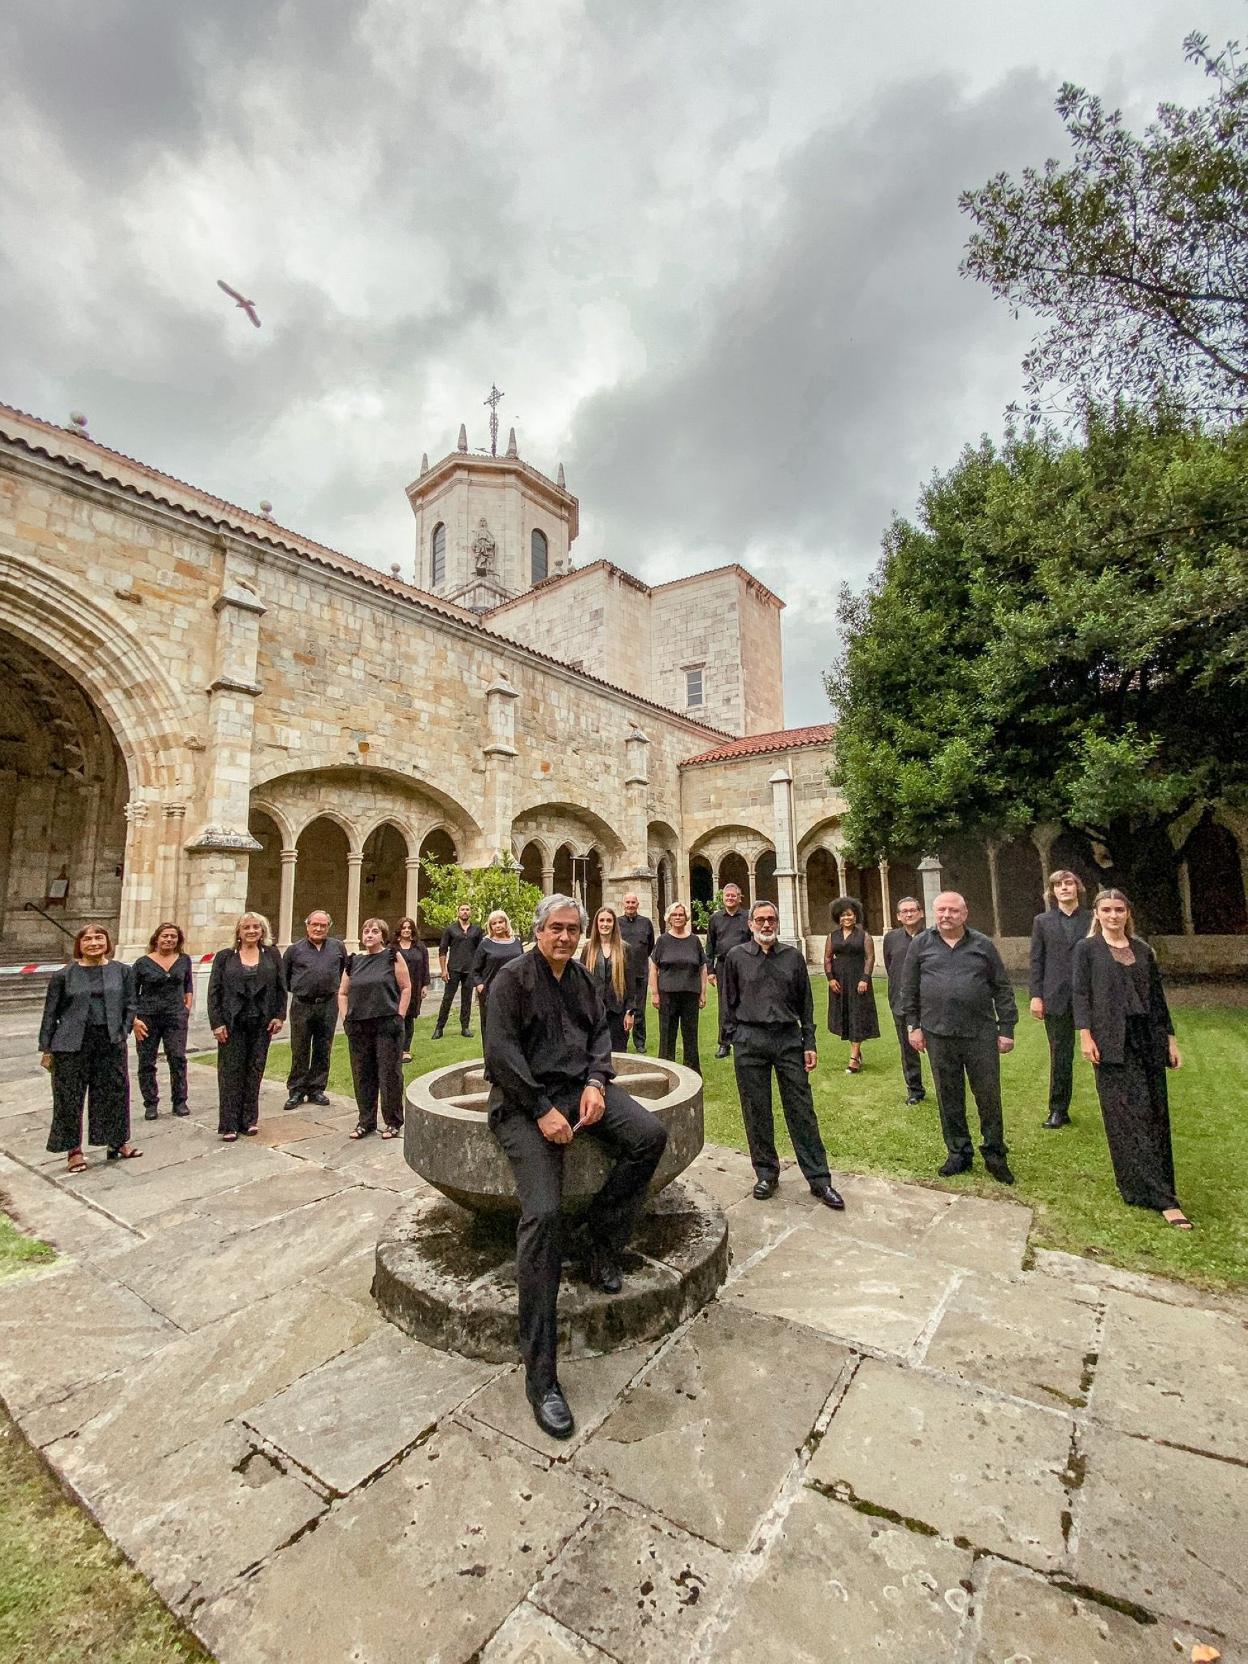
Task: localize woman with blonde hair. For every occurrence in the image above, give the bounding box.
[207,911,287,1141]
[580,905,636,1051]
[471,909,524,1043]
[649,900,707,1075]
[1072,888,1191,1229]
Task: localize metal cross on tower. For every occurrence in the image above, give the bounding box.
[484,383,505,456]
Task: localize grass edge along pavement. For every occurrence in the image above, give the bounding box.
[255,974,1248,1293]
[0,1218,212,1664]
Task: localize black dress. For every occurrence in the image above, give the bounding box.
[824,926,880,1042]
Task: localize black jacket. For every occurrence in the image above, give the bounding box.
[706,908,751,977]
[580,942,637,1017]
[1071,935,1173,1067]
[39,961,135,1052]
[1028,907,1093,1015]
[207,946,287,1029]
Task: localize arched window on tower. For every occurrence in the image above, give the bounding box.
[431,522,446,587]
[531,527,548,585]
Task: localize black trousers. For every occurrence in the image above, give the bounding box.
[630,989,648,1052]
[346,1015,405,1130]
[217,1017,271,1135]
[491,1086,667,1392]
[287,996,338,1098]
[925,1032,1007,1159]
[1044,1011,1076,1117]
[136,1008,189,1109]
[606,1008,630,1052]
[893,1014,925,1097]
[733,1023,830,1185]
[402,995,423,1054]
[658,991,701,1075]
[1094,1022,1178,1211]
[435,970,474,1033]
[47,1026,130,1152]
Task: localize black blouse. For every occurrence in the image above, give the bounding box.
[133,953,193,1015]
[345,950,402,1021]
[651,932,706,996]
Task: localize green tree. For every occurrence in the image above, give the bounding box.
[827,407,1248,929]
[961,32,1248,420]
[418,854,543,940]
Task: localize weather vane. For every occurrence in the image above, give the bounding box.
[484,383,505,456]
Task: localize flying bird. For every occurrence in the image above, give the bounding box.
[216,279,261,328]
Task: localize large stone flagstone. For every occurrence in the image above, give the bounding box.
[194,1424,593,1664]
[921,1272,1099,1407]
[808,1357,1073,1571]
[195,1163,349,1228]
[479,1604,613,1662]
[468,1343,657,1457]
[0,1151,139,1260]
[918,1192,1033,1276]
[575,1305,851,1550]
[53,1142,292,1227]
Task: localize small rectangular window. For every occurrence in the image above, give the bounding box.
[686,667,704,708]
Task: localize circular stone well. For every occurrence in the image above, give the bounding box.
[373,1054,727,1360]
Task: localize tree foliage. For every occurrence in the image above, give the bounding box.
[961,32,1248,420]
[418,855,542,940]
[827,408,1248,925]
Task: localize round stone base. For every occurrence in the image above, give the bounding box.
[373,1178,728,1363]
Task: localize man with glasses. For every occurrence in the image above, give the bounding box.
[721,899,844,1210]
[485,894,668,1441]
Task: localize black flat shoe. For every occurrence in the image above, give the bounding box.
[460,1028,473,1039]
[308,1093,331,1107]
[984,1156,1016,1185]
[811,1183,845,1211]
[172,1103,190,1117]
[714,1044,731,1059]
[283,1095,303,1112]
[937,1154,973,1177]
[526,1380,575,1441]
[1042,1111,1071,1129]
[906,1091,926,1105]
[431,1029,444,1040]
[585,1243,623,1294]
[752,1177,779,1200]
[143,1107,158,1120]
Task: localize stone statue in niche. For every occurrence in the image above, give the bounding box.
[471,518,496,576]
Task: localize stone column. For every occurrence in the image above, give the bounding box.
[835,851,848,897]
[118,797,160,957]
[878,858,891,925]
[1177,860,1195,936]
[345,852,363,951]
[615,727,654,907]
[405,856,421,921]
[797,867,810,943]
[746,858,758,905]
[0,768,15,939]
[918,854,943,919]
[769,767,800,944]
[481,676,521,857]
[985,840,1003,938]
[158,802,188,926]
[278,847,298,946]
[541,863,555,896]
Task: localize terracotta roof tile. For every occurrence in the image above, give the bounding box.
[681,723,835,767]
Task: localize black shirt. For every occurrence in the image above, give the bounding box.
[283,936,348,1001]
[396,939,430,991]
[345,949,401,1021]
[85,964,108,1027]
[881,927,922,1017]
[706,908,751,975]
[133,953,194,1015]
[650,931,706,995]
[900,926,1018,1039]
[721,940,816,1050]
[617,914,655,989]
[485,948,614,1121]
[440,921,484,977]
[472,937,524,991]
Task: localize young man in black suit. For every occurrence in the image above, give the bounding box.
[1028,869,1092,1128]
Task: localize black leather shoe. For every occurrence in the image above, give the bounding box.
[431,1029,444,1040]
[585,1243,623,1294]
[172,1103,190,1117]
[283,1094,303,1112]
[460,1028,473,1038]
[143,1106,158,1120]
[526,1380,575,1440]
[308,1092,331,1107]
[937,1154,973,1177]
[906,1091,926,1105]
[1042,1110,1071,1129]
[715,1043,731,1059]
[752,1177,779,1200]
[984,1155,1016,1185]
[811,1183,845,1211]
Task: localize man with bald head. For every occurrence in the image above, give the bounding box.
[901,891,1018,1183]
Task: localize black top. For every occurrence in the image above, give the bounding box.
[472,937,524,990]
[345,949,401,1021]
[721,940,816,1050]
[485,948,614,1121]
[440,921,484,976]
[900,926,1018,1039]
[825,925,871,983]
[39,960,136,1052]
[396,939,430,990]
[85,965,107,1026]
[1071,934,1173,1066]
[617,914,656,992]
[283,936,349,1002]
[133,953,193,1016]
[581,943,636,1017]
[207,946,287,1030]
[650,931,706,996]
[1028,907,1092,1015]
[882,926,922,1017]
[705,908,751,976]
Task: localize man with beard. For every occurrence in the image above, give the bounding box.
[616,891,656,1053]
[706,883,752,1058]
[721,899,844,1210]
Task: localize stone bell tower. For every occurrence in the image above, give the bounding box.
[406,392,578,613]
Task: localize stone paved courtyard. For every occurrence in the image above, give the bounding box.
[0,1051,1244,1663]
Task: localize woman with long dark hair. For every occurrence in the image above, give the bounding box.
[1072,888,1191,1229]
[208,912,287,1141]
[394,916,430,1061]
[649,900,707,1075]
[132,921,194,1119]
[40,924,140,1173]
[472,910,524,1044]
[580,905,635,1051]
[823,895,879,1073]
[340,917,411,1139]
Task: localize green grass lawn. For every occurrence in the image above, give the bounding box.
[260,977,1247,1292]
[0,1214,56,1283]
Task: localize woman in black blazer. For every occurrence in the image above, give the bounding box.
[207,912,287,1141]
[579,906,636,1051]
[39,923,140,1173]
[1071,888,1190,1229]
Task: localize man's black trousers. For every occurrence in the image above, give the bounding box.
[287,996,338,1098]
[732,1023,830,1186]
[892,1014,925,1097]
[436,970,474,1034]
[630,987,648,1052]
[924,1032,1007,1158]
[1043,1011,1075,1117]
[490,1087,667,1393]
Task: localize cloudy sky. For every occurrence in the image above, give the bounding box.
[2,1,1241,723]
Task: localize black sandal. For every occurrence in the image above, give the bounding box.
[349,1125,373,1140]
[107,1144,143,1161]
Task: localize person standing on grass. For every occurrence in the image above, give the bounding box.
[433,903,483,1039]
[824,896,880,1073]
[40,924,140,1173]
[721,899,844,1210]
[472,910,524,1046]
[882,897,926,1104]
[1072,888,1191,1230]
[579,905,637,1052]
[340,918,411,1140]
[1029,870,1092,1129]
[706,883,752,1058]
[132,922,193,1119]
[394,916,430,1061]
[649,901,707,1075]
[901,891,1017,1184]
[283,910,348,1111]
[617,892,655,1053]
[208,913,286,1142]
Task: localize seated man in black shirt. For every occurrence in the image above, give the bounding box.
[721,900,844,1210]
[485,894,668,1441]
